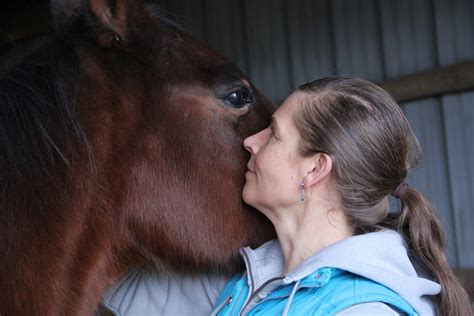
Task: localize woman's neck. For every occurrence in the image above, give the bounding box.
[269,203,353,274]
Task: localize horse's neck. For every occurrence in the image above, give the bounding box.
[0,181,128,315]
[0,40,138,314]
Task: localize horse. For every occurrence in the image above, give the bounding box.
[0,0,276,314]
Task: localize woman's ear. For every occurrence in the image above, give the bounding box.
[303,153,333,188]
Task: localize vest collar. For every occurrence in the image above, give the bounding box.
[239,239,335,292]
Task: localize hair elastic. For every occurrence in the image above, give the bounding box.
[392,182,408,199]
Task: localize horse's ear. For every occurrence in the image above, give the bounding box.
[87,0,146,47]
[51,0,146,47]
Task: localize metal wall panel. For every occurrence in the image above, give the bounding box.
[434,0,474,267]
[286,0,336,88]
[331,0,384,81]
[434,0,474,67]
[158,0,207,40]
[242,0,292,103]
[204,0,249,72]
[379,0,438,77]
[442,93,474,267]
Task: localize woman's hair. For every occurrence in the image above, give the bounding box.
[295,77,471,315]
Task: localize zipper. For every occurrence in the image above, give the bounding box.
[211,295,233,315]
[239,276,284,316]
[229,279,247,315]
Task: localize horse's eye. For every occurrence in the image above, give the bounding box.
[224,90,254,108]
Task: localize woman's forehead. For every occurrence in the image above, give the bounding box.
[275,91,307,120]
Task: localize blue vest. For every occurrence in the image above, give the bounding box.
[212,268,417,315]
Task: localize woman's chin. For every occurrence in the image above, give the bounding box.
[242,186,255,206]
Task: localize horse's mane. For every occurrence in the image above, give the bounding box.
[0,5,193,190]
[0,33,91,183]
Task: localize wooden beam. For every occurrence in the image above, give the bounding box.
[379,60,474,103]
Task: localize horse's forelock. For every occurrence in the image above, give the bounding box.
[50,0,84,32]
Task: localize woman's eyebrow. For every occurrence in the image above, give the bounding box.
[271,116,282,136]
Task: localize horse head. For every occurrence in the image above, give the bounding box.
[0,0,275,314]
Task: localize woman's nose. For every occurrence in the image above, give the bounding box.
[243,133,258,154]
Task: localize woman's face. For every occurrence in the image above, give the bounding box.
[243,91,307,213]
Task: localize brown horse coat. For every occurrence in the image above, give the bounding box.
[0,0,275,314]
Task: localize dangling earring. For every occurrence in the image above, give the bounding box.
[299,182,305,202]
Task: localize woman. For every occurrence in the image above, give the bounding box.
[211,77,471,315]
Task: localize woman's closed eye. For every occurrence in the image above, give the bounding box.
[268,126,279,141]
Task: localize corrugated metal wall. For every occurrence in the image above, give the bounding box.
[157,0,474,268]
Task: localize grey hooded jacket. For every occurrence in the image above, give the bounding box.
[100,230,440,315]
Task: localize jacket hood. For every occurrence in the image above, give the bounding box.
[240,229,440,315]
